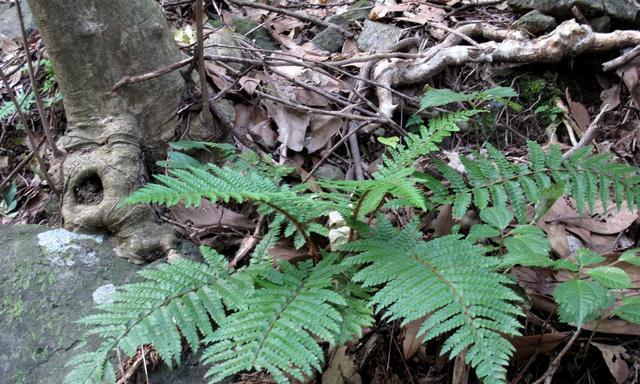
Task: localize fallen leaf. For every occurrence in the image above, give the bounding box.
[509,333,568,361]
[565,90,591,137]
[264,100,310,152]
[170,199,255,230]
[403,316,426,359]
[583,318,640,336]
[591,342,629,384]
[600,84,621,112]
[305,115,342,153]
[541,197,637,236]
[270,245,310,265]
[0,156,7,169]
[235,104,277,147]
[617,62,640,108]
[322,346,362,384]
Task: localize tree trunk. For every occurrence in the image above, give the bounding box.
[28,0,185,263]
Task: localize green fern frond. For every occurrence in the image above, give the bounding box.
[436,141,640,222]
[202,255,349,384]
[341,217,523,384]
[65,247,250,384]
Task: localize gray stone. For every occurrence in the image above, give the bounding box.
[315,164,345,181]
[357,20,403,52]
[342,0,373,21]
[507,0,640,23]
[513,10,558,34]
[204,28,251,71]
[0,2,36,41]
[513,9,558,35]
[0,225,209,384]
[589,15,612,31]
[312,15,348,53]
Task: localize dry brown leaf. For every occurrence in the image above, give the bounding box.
[170,200,255,230]
[305,115,342,153]
[541,197,637,235]
[617,62,640,108]
[322,346,362,384]
[403,316,427,359]
[0,156,7,169]
[538,221,571,258]
[565,90,591,137]
[0,33,18,55]
[591,342,629,384]
[583,318,640,336]
[601,84,621,112]
[396,5,446,25]
[235,104,277,147]
[264,100,310,152]
[509,333,568,362]
[368,4,412,20]
[270,245,310,265]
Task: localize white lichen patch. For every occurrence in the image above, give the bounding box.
[92,283,116,305]
[37,229,104,267]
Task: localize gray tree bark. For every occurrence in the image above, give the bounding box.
[28,0,186,263]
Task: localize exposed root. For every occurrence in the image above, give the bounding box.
[374,20,640,117]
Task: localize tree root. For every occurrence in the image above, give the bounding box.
[59,115,176,265]
[373,20,640,117]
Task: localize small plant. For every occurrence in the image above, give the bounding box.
[65,86,640,384]
[0,182,18,218]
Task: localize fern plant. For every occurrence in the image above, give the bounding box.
[66,86,640,384]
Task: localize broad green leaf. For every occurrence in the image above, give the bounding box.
[554,279,611,327]
[574,248,605,268]
[613,296,640,324]
[419,88,474,110]
[586,266,632,289]
[480,207,513,231]
[553,259,580,272]
[500,225,552,268]
[466,224,500,242]
[478,86,518,99]
[377,136,400,149]
[619,249,640,266]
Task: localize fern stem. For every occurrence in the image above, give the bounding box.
[263,201,320,261]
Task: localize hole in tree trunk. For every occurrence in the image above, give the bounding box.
[74,173,104,205]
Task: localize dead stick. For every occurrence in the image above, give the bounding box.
[532,329,581,384]
[195,0,213,128]
[111,57,192,92]
[16,0,63,157]
[562,104,608,160]
[603,45,640,72]
[226,0,353,38]
[0,67,58,193]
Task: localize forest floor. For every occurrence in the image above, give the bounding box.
[2,0,640,383]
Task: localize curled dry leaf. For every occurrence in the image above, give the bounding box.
[403,315,427,359]
[306,115,343,153]
[264,100,310,152]
[170,199,256,230]
[600,84,621,112]
[565,90,591,137]
[322,346,363,384]
[591,342,629,384]
[235,103,277,147]
[541,197,637,236]
[616,62,640,108]
[509,333,568,362]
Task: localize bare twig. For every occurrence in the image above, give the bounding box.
[16,0,63,157]
[195,0,213,128]
[111,57,192,92]
[603,45,640,72]
[0,66,58,193]
[562,104,608,160]
[532,329,581,384]
[226,0,353,38]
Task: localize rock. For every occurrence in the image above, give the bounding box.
[507,0,640,24]
[357,20,403,52]
[315,164,345,181]
[513,10,558,34]
[0,225,209,384]
[0,2,36,41]
[312,15,348,53]
[232,18,276,51]
[204,28,252,71]
[589,15,612,31]
[342,0,373,21]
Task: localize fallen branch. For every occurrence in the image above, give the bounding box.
[562,104,608,160]
[603,44,640,72]
[374,20,640,117]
